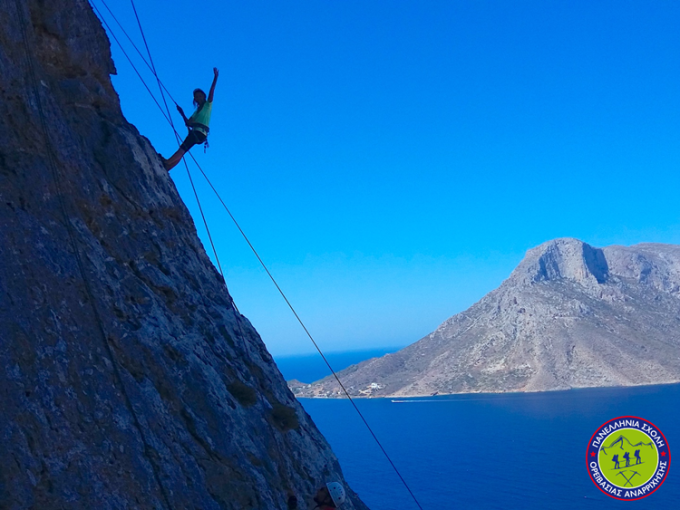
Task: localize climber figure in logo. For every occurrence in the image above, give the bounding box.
[162,68,219,171]
[635,449,642,465]
[623,451,632,467]
[612,454,620,470]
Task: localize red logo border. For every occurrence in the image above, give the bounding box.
[586,415,671,501]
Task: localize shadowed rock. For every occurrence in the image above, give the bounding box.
[0,1,368,508]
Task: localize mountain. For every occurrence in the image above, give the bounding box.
[601,435,654,454]
[0,1,367,508]
[291,238,680,398]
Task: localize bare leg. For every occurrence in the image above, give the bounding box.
[163,147,187,171]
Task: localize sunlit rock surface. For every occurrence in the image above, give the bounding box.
[294,238,680,397]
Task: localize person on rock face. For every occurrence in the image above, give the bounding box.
[286,482,346,509]
[162,67,219,171]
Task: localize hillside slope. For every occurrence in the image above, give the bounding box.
[293,238,680,398]
[0,1,367,508]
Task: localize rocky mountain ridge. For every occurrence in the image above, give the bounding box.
[0,1,366,508]
[292,238,680,398]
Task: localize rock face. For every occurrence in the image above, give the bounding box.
[0,1,367,508]
[293,238,680,398]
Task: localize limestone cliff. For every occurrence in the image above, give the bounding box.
[293,238,680,397]
[0,1,367,508]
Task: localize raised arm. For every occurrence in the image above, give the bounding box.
[208,67,219,103]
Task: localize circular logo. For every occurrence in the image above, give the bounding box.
[586,416,671,500]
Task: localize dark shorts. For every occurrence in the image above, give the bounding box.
[180,129,207,152]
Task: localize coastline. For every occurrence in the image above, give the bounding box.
[292,380,680,400]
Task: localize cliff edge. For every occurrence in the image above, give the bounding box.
[0,1,367,508]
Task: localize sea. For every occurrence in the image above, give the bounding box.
[274,350,679,510]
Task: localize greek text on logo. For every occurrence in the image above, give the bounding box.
[586,416,670,500]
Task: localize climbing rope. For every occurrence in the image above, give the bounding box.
[13,2,174,508]
[125,0,254,358]
[90,0,229,293]
[91,2,425,508]
[91,1,225,283]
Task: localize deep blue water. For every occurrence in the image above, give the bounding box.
[274,348,400,384]
[278,353,679,510]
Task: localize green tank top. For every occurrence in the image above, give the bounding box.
[189,101,213,135]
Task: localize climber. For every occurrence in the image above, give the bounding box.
[286,482,346,509]
[162,67,219,171]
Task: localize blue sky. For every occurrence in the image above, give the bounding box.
[93,0,680,356]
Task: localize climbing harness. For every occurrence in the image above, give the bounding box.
[190,124,210,152]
